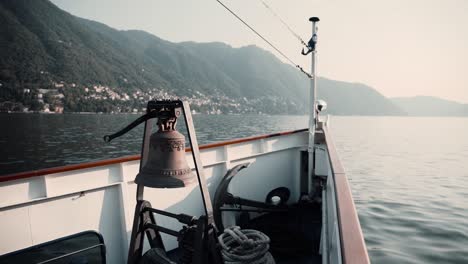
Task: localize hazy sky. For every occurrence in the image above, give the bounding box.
[51,0,468,103]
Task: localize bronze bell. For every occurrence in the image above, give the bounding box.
[135,117,196,188]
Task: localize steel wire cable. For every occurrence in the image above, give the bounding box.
[215,0,312,79]
[259,0,308,47]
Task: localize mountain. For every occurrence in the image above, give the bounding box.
[0,0,404,115]
[180,42,405,116]
[317,78,405,116]
[391,96,468,116]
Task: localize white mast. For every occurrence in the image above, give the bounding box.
[308,17,319,189]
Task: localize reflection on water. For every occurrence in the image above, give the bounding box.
[1,114,467,263]
[0,113,308,174]
[331,117,468,264]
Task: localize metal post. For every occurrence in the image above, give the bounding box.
[136,118,154,200]
[308,17,320,192]
[181,101,214,225]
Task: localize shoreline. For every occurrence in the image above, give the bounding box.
[2,111,468,117]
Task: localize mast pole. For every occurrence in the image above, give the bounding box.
[308,17,319,191]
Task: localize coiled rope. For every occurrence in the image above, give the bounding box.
[218,226,275,264]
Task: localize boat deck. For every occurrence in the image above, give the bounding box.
[249,202,322,264]
[163,201,322,263]
[0,127,370,263]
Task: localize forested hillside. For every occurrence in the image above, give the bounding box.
[0,0,404,115]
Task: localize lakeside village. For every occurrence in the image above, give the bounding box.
[0,81,304,115]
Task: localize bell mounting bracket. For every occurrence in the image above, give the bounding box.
[104,100,218,264]
[103,100,214,219]
[103,100,183,142]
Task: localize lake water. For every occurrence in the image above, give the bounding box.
[1,113,467,263]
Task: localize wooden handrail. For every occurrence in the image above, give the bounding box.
[0,155,141,183]
[0,128,307,183]
[322,126,370,264]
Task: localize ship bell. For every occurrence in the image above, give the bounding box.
[135,117,196,188]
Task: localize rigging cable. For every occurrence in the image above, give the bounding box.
[259,0,308,47]
[215,0,313,79]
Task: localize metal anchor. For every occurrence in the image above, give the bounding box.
[301,17,320,56]
[301,33,317,55]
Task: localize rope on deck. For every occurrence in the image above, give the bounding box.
[218,226,275,264]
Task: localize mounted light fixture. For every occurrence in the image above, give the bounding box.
[315,99,327,113]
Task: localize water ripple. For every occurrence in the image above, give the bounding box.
[1,114,468,263]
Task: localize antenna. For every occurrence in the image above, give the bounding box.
[305,17,320,191]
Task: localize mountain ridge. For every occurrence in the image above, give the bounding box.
[0,0,408,115]
[391,96,468,116]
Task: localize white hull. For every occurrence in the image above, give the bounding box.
[0,127,368,263]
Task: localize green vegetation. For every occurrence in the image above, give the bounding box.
[0,0,405,115]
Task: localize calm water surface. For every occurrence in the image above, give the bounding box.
[1,113,467,263]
